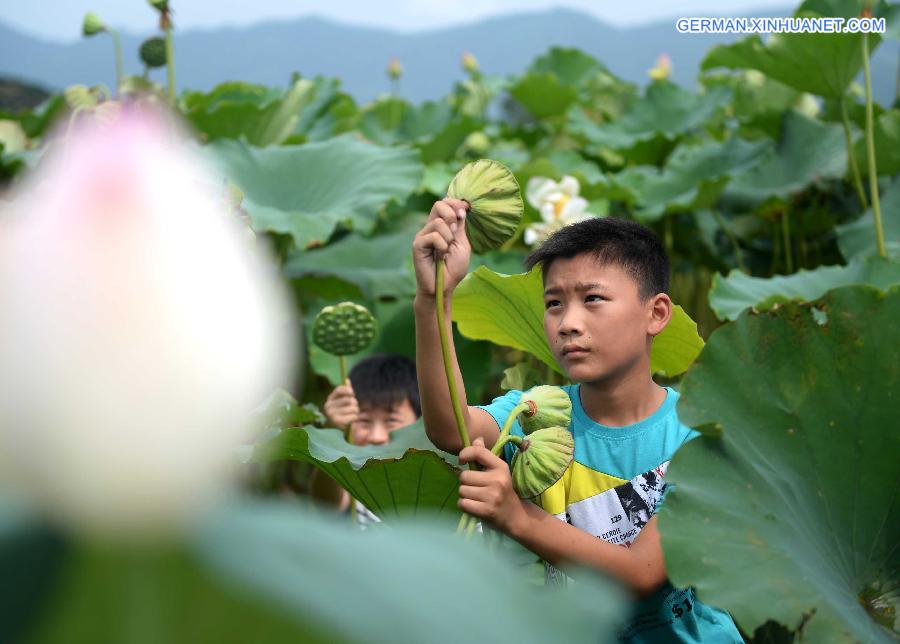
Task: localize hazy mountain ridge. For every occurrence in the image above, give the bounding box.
[1,8,896,104]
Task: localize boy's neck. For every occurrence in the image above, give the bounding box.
[578,370,667,428]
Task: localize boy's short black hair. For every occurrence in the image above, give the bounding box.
[524,217,669,299]
[349,354,421,417]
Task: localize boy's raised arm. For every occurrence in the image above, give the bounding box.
[412,198,500,454]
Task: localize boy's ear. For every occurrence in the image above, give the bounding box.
[647,293,673,337]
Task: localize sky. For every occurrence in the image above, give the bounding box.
[5,0,796,42]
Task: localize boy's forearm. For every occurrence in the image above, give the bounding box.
[507,502,667,598]
[414,293,473,454]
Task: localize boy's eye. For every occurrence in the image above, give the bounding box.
[585,294,605,303]
[544,299,561,310]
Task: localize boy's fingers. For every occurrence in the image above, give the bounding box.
[459,443,504,470]
[429,200,459,229]
[458,468,492,486]
[442,198,469,215]
[428,218,455,245]
[458,485,492,501]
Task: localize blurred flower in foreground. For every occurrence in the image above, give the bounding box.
[524,175,598,246]
[0,106,295,538]
[648,53,672,81]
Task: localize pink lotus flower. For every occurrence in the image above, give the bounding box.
[0,106,296,538]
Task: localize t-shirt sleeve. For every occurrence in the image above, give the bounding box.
[475,389,524,465]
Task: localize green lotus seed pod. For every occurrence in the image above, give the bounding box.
[520,385,572,435]
[140,37,168,68]
[311,302,377,356]
[510,427,574,499]
[148,0,169,11]
[82,12,106,37]
[446,159,523,254]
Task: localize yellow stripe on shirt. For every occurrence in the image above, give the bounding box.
[534,460,628,515]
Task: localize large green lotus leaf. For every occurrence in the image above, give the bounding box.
[837,177,900,261]
[708,255,900,320]
[206,135,422,248]
[291,77,360,143]
[726,110,846,201]
[357,98,453,146]
[417,115,482,163]
[854,108,900,176]
[567,81,731,151]
[198,502,627,644]
[0,95,66,139]
[611,136,771,221]
[700,0,888,98]
[528,47,608,87]
[452,266,703,377]
[7,499,625,643]
[249,420,463,520]
[283,225,417,300]
[509,73,578,119]
[183,80,315,146]
[659,285,900,642]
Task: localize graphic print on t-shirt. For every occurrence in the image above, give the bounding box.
[561,461,668,547]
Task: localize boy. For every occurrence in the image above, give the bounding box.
[412,199,742,642]
[312,353,420,527]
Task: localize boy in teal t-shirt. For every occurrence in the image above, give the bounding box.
[411,199,742,642]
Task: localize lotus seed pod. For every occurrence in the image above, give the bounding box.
[148,0,169,11]
[446,159,523,254]
[510,427,574,498]
[82,12,106,37]
[520,385,572,435]
[463,131,490,155]
[311,302,377,356]
[140,37,168,68]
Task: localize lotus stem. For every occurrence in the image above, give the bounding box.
[435,257,472,452]
[862,33,887,258]
[437,257,479,535]
[710,209,748,274]
[338,355,352,444]
[165,25,176,105]
[841,95,868,210]
[491,402,530,456]
[781,208,793,274]
[109,28,124,95]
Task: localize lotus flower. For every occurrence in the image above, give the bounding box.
[387,58,403,80]
[523,175,597,246]
[648,53,672,81]
[461,52,479,74]
[0,107,295,538]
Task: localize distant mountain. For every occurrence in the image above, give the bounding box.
[1,9,897,105]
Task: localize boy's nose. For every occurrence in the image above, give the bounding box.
[367,424,390,445]
[558,312,583,336]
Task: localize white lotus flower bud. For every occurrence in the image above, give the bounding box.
[0,107,296,539]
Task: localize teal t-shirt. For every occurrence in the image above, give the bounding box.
[478,384,742,643]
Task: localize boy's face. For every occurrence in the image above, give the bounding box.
[542,254,667,385]
[351,399,417,446]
